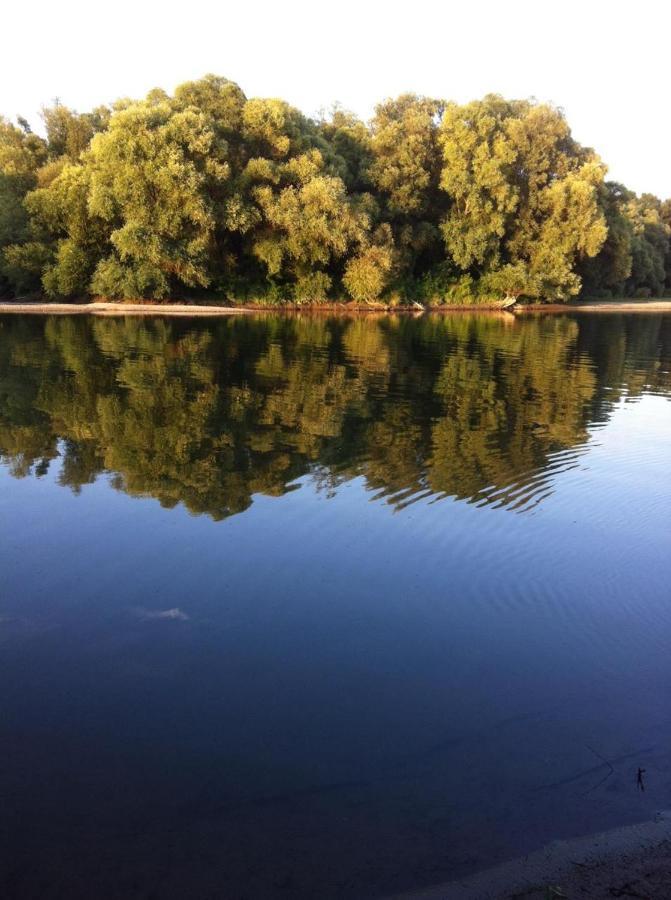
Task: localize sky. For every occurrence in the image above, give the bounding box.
[3,0,670,197]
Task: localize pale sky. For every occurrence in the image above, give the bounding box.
[3,0,670,197]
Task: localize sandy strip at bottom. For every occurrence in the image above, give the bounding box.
[392,810,671,898]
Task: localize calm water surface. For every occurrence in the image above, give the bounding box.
[1,312,670,898]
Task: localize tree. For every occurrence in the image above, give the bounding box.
[0,76,667,304]
[42,101,110,161]
[87,97,227,298]
[368,94,446,284]
[20,161,106,297]
[438,96,607,300]
[578,182,634,297]
[250,152,373,299]
[318,105,372,192]
[343,244,393,303]
[0,117,47,294]
[624,194,669,296]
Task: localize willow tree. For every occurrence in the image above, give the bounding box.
[22,161,107,297]
[248,150,377,300]
[318,106,373,193]
[578,182,634,297]
[215,97,381,301]
[438,96,607,300]
[86,96,231,298]
[368,94,446,286]
[1,76,668,304]
[0,118,47,294]
[624,194,669,296]
[661,199,671,290]
[41,102,110,161]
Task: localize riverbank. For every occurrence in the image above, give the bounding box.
[518,299,671,313]
[393,810,671,899]
[0,301,256,317]
[1,299,671,317]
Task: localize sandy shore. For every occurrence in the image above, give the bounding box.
[391,810,671,899]
[517,300,671,314]
[1,299,670,317]
[0,301,256,317]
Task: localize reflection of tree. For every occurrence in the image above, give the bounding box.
[428,317,598,506]
[1,313,669,518]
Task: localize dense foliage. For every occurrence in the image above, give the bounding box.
[2,313,670,518]
[1,76,669,304]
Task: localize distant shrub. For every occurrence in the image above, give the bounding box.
[2,241,52,295]
[293,271,331,304]
[443,275,477,304]
[43,240,92,298]
[583,287,614,299]
[343,246,392,303]
[91,256,168,300]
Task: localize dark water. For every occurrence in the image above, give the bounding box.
[1,311,670,899]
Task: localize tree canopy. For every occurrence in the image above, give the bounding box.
[1,76,669,304]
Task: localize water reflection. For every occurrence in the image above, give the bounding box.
[1,312,670,517]
[2,311,671,900]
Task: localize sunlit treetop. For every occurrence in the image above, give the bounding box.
[0,76,668,303]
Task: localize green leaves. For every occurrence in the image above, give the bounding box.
[86,102,220,296]
[253,173,369,275]
[343,245,393,302]
[370,94,444,218]
[1,78,668,303]
[578,184,671,298]
[438,96,608,299]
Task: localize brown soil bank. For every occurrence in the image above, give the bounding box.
[1,299,671,317]
[391,810,671,899]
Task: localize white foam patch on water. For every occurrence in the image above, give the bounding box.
[134,607,189,621]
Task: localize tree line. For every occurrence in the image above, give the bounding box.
[1,75,670,305]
